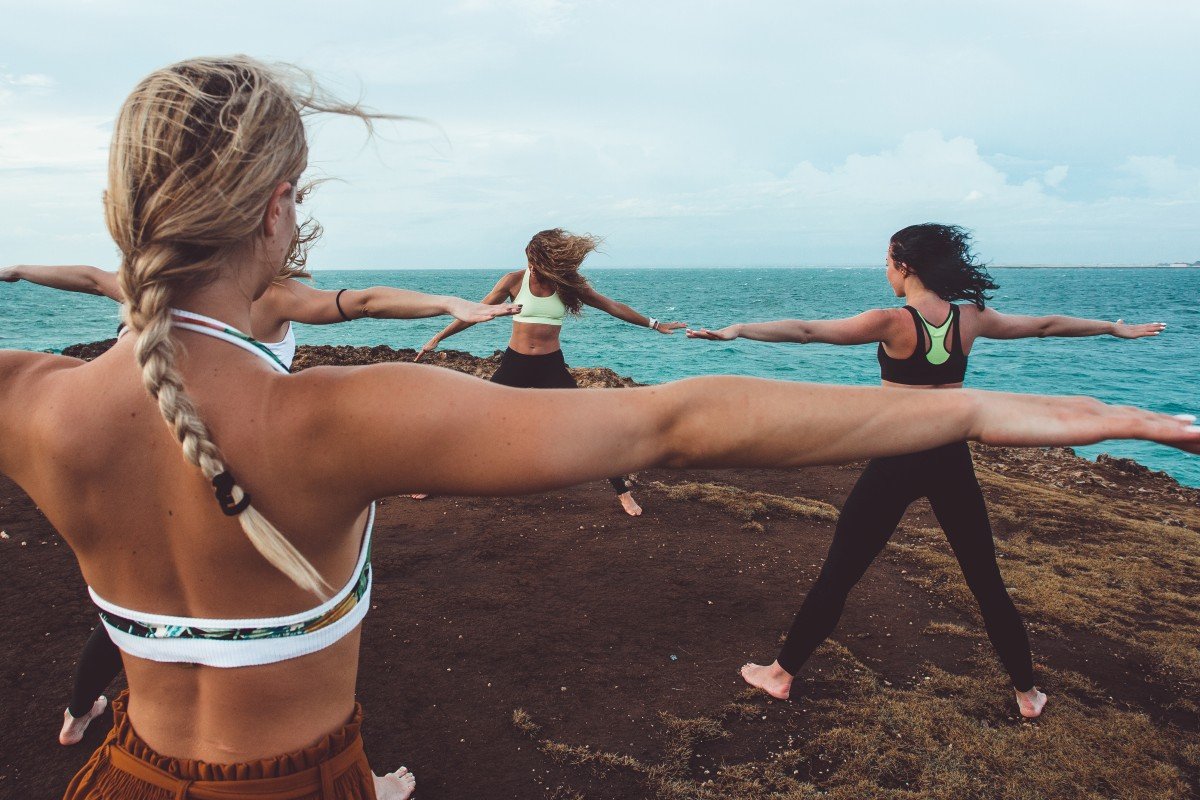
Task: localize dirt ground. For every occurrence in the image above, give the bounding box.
[1,345,1197,799]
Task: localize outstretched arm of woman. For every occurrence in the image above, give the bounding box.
[297,365,1200,505]
[0,264,123,301]
[687,310,896,344]
[975,307,1166,340]
[265,279,519,327]
[414,274,518,361]
[579,286,686,333]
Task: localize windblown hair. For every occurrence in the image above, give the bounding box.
[889,224,998,309]
[106,56,375,597]
[524,228,600,315]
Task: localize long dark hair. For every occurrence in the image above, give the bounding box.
[889,224,998,309]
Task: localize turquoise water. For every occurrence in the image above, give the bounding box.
[3,267,1198,486]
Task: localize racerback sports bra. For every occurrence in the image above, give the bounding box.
[877,304,968,385]
[91,309,374,668]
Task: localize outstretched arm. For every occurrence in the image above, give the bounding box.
[975,307,1166,340]
[299,364,1200,504]
[414,275,517,361]
[0,264,123,301]
[579,286,686,334]
[265,279,519,327]
[688,310,895,344]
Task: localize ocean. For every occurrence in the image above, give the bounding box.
[3,267,1198,487]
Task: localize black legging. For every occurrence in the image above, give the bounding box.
[68,624,123,717]
[490,348,629,494]
[777,441,1034,691]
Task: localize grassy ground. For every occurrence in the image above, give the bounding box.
[508,459,1200,799]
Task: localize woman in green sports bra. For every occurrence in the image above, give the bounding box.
[417,228,686,516]
[689,223,1167,719]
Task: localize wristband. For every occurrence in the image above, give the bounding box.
[648,317,659,331]
[334,288,352,322]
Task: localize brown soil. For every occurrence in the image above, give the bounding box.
[2,345,1198,799]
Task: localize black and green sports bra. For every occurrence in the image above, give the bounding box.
[877,304,967,385]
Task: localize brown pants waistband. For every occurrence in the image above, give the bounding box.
[104,735,367,799]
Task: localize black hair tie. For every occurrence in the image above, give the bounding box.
[334,289,352,322]
[212,471,252,516]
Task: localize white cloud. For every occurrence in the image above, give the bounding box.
[2,72,55,89]
[1043,165,1069,188]
[1118,156,1200,200]
[0,115,110,171]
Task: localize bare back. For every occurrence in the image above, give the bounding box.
[1,335,372,761]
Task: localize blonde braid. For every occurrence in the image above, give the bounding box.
[121,247,331,598]
[104,56,387,599]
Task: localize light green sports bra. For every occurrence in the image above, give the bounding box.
[513,269,566,326]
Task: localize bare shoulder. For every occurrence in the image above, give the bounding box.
[274,361,484,433]
[257,279,305,315]
[0,351,84,468]
[264,361,493,499]
[0,349,82,388]
[873,306,912,330]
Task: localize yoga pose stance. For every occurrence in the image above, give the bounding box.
[1,262,519,371]
[2,264,519,749]
[415,229,686,516]
[689,223,1168,718]
[1,60,1196,798]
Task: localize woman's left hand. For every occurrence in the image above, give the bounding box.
[1112,319,1167,339]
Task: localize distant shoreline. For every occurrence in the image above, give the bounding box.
[305,264,1200,271]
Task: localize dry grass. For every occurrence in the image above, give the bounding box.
[647,481,839,532]
[921,621,982,639]
[514,470,1200,798]
[891,465,1200,702]
[513,644,1197,799]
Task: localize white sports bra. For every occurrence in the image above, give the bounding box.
[118,313,297,370]
[259,322,296,369]
[91,309,374,668]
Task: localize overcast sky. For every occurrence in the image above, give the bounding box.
[1,0,1197,268]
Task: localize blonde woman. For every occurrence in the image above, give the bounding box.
[416,229,687,516]
[1,263,518,749]
[1,57,1197,799]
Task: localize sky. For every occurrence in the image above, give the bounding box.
[0,0,1197,268]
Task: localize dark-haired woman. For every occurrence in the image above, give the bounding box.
[416,228,686,516]
[689,223,1167,718]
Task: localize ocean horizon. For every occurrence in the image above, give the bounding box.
[4,266,1197,487]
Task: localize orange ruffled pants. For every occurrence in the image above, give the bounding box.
[63,692,377,799]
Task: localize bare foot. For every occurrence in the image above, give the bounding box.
[618,491,642,517]
[740,660,793,700]
[373,766,416,800]
[409,494,428,500]
[59,696,108,746]
[1015,687,1047,718]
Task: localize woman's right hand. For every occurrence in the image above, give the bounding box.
[0,265,20,282]
[686,325,740,341]
[413,337,440,362]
